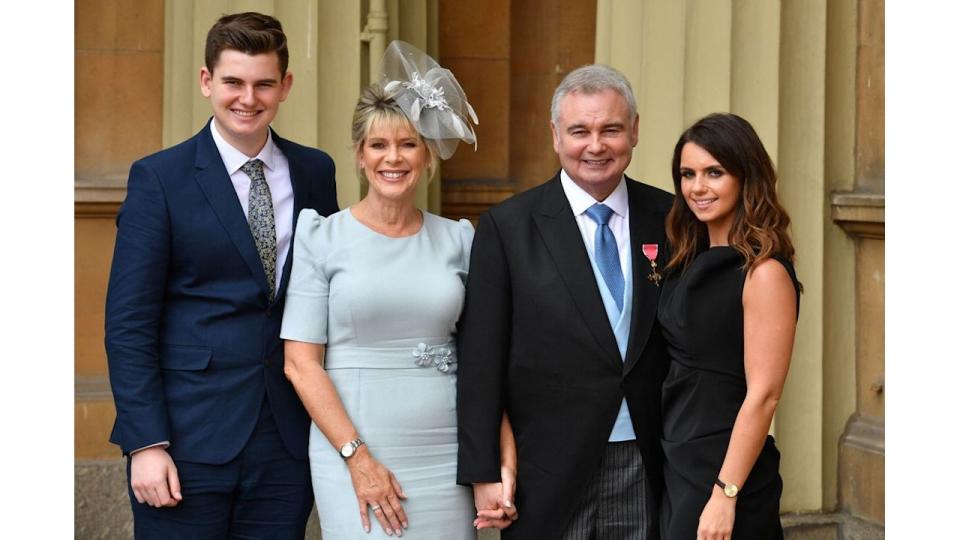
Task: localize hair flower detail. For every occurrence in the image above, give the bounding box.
[379,40,479,159]
[412,342,456,373]
[399,72,451,116]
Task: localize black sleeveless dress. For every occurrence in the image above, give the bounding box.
[657,247,800,540]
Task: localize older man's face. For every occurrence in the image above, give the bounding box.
[551,89,638,200]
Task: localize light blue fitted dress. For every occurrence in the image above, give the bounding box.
[280,208,475,539]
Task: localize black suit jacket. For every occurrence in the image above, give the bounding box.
[105,120,338,463]
[456,174,673,538]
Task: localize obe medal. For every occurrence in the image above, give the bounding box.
[642,243,662,286]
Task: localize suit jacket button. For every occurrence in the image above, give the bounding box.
[266,307,272,316]
[263,358,271,366]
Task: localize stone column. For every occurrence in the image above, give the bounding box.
[598,0,832,514]
[831,0,884,536]
[75,2,165,535]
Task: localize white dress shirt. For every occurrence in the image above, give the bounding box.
[560,170,638,442]
[211,119,294,298]
[559,170,631,279]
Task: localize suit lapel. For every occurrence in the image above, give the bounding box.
[272,132,306,302]
[193,122,272,299]
[532,176,622,370]
[624,178,667,374]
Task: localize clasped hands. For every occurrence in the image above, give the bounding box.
[472,464,519,530]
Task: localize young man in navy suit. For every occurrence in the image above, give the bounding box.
[105,12,338,538]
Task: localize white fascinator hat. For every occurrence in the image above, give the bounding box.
[380,40,479,160]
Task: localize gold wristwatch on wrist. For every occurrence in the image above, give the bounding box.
[715,478,739,498]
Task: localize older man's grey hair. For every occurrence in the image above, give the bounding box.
[550,64,638,125]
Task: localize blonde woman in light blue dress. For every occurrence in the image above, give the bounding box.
[280,41,514,539]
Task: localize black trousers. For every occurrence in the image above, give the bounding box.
[561,440,657,540]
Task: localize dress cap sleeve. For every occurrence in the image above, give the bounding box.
[280,209,330,344]
[458,218,475,271]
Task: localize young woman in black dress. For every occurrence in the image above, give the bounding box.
[657,113,801,540]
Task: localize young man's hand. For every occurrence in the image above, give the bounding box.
[130,447,183,508]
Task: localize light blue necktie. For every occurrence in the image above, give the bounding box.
[585,203,624,312]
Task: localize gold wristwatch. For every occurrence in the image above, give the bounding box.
[715,478,739,498]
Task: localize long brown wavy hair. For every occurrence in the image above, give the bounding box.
[665,113,796,274]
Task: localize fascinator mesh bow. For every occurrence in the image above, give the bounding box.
[381,40,479,159]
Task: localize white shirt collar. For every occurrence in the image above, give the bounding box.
[210,118,279,175]
[559,169,629,218]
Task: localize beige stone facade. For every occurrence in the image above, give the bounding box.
[76,1,883,537]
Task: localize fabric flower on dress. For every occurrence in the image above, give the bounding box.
[412,342,455,373]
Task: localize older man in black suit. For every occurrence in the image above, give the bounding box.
[457,64,673,539]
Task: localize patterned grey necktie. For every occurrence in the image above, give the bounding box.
[240,159,277,303]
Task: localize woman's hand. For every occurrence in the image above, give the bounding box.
[346,447,408,536]
[696,486,736,540]
[473,464,518,529]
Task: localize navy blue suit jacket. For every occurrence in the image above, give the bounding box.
[105,121,339,464]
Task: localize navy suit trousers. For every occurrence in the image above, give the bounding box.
[127,400,313,539]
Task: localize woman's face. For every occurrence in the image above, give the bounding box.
[359,119,429,202]
[678,142,741,243]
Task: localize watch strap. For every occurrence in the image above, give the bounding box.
[715,477,739,497]
[339,438,365,460]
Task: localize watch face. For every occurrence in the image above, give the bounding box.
[723,484,738,497]
[340,443,355,458]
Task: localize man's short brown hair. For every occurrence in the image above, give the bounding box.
[205,12,289,76]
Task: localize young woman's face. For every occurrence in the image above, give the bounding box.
[678,142,741,245]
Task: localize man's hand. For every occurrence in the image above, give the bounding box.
[130,447,182,508]
[473,465,518,529]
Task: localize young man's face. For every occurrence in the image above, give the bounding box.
[200,49,293,155]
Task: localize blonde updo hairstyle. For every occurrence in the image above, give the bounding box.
[351,82,440,186]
